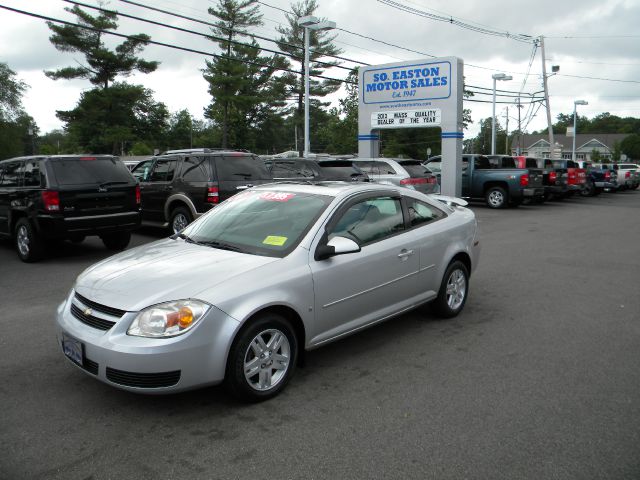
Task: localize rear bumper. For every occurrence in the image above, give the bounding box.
[594,181,616,188]
[544,185,567,195]
[522,187,544,198]
[37,211,141,239]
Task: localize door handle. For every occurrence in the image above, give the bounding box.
[397,249,414,259]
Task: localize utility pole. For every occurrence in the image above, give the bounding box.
[504,107,509,155]
[540,36,555,158]
[516,97,523,155]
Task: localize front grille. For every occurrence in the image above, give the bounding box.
[106,367,181,388]
[83,357,99,375]
[70,303,116,331]
[75,292,127,317]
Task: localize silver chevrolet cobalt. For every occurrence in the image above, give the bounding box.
[56,182,480,401]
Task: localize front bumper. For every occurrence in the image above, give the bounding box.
[55,291,241,394]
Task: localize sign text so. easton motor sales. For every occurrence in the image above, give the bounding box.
[362,61,452,105]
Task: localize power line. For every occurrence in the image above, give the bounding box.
[65,0,353,72]
[0,4,352,84]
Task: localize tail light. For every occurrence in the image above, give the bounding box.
[549,171,557,183]
[604,171,611,180]
[135,185,141,205]
[206,186,219,204]
[519,174,529,187]
[400,177,428,185]
[625,171,631,179]
[41,190,60,212]
[426,177,437,184]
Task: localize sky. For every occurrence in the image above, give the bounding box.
[1,0,639,145]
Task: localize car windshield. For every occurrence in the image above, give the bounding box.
[398,161,432,177]
[180,189,332,258]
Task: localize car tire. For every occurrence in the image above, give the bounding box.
[170,207,192,234]
[485,186,508,209]
[226,313,298,402]
[431,260,469,318]
[101,231,131,251]
[580,182,595,197]
[15,218,44,263]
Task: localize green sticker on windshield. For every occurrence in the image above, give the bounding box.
[263,235,288,246]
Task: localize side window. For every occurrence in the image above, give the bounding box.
[356,161,377,175]
[330,196,404,245]
[131,160,154,181]
[406,198,446,228]
[0,161,23,187]
[375,161,396,175]
[181,156,209,182]
[23,160,42,187]
[150,159,177,182]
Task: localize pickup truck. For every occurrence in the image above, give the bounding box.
[551,160,586,197]
[425,154,544,208]
[575,161,617,196]
[611,163,640,190]
[513,156,568,200]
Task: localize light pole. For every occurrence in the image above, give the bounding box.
[572,100,588,161]
[297,15,336,158]
[491,73,512,155]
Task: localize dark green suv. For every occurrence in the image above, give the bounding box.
[0,155,141,262]
[131,149,273,233]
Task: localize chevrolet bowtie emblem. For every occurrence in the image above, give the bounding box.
[83,308,93,316]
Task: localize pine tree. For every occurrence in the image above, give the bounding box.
[203,0,287,149]
[45,4,158,89]
[275,0,343,155]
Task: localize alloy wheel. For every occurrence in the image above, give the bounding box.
[243,328,291,392]
[445,269,467,310]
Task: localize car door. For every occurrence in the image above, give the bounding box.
[141,157,178,222]
[308,193,421,345]
[0,160,23,235]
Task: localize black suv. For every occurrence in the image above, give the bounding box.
[131,149,273,233]
[0,155,141,262]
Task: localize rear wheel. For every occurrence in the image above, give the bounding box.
[101,231,131,251]
[15,218,44,263]
[226,313,298,402]
[580,182,595,197]
[485,187,508,209]
[431,260,469,318]
[170,207,192,234]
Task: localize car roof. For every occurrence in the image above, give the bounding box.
[252,181,401,198]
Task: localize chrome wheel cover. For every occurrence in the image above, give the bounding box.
[445,269,467,310]
[172,213,190,233]
[488,190,504,207]
[17,225,30,257]
[243,328,291,392]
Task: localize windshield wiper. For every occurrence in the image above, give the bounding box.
[199,240,246,253]
[172,232,200,244]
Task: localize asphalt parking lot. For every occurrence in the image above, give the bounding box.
[1,190,639,480]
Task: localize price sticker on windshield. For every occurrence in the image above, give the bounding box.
[263,235,288,246]
[260,192,295,202]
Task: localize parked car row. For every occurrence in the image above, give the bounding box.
[1,150,637,261]
[423,155,637,208]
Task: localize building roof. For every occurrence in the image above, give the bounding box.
[512,133,630,150]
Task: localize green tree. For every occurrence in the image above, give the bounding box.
[0,63,28,121]
[45,4,158,89]
[591,149,602,162]
[276,0,343,155]
[57,83,168,154]
[621,134,640,160]
[203,0,287,149]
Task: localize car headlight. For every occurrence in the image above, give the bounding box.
[127,300,211,338]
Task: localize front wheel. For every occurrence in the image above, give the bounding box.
[15,218,44,262]
[431,260,469,318]
[226,313,298,402]
[101,231,131,251]
[485,187,508,209]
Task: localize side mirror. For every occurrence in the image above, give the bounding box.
[316,236,361,260]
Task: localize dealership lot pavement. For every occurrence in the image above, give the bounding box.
[1,191,639,479]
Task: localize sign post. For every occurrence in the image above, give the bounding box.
[358,57,464,197]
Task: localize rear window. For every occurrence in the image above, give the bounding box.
[272,161,322,178]
[50,157,133,186]
[525,158,537,168]
[398,161,432,177]
[214,156,272,181]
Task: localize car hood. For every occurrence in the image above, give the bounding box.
[75,238,278,312]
